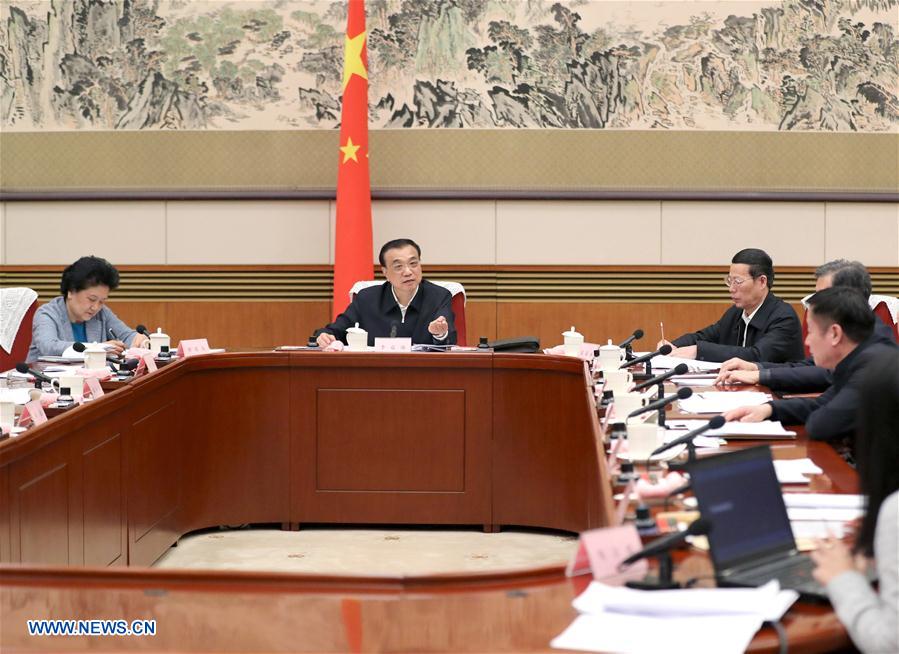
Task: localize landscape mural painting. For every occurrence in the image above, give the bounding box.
[2,0,896,133]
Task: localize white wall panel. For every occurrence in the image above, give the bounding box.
[496,201,661,265]
[5,201,166,264]
[166,200,330,264]
[661,201,825,266]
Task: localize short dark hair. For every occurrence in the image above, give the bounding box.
[854,350,899,556]
[731,248,774,288]
[806,286,875,344]
[831,261,873,298]
[378,238,421,267]
[60,256,120,296]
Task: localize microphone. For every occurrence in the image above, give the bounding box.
[620,344,672,369]
[617,329,644,349]
[619,518,712,567]
[15,362,52,384]
[652,415,726,456]
[631,363,689,392]
[389,321,398,339]
[627,387,692,419]
[136,324,151,338]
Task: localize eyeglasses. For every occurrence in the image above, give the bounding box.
[724,276,752,288]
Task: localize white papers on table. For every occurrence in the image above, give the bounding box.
[646,355,721,373]
[0,388,33,405]
[783,493,865,510]
[677,391,770,414]
[41,365,83,377]
[787,507,865,522]
[551,581,797,654]
[666,419,796,439]
[773,458,823,484]
[790,521,847,540]
[672,375,720,387]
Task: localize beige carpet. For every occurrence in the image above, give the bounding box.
[154,526,579,576]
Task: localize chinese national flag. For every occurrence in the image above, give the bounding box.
[332,0,372,320]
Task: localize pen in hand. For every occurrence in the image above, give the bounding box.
[660,321,666,343]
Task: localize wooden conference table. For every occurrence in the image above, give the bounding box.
[0,350,855,652]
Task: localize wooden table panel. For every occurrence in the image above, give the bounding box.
[80,432,125,567]
[316,389,466,492]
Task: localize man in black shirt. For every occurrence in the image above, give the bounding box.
[660,248,803,363]
[315,238,456,347]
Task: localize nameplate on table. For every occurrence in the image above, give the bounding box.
[22,400,48,427]
[177,338,211,358]
[374,337,413,352]
[85,377,104,398]
[566,524,648,584]
[135,353,158,377]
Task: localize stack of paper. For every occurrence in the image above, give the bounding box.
[666,419,796,440]
[646,355,722,373]
[551,581,797,654]
[677,391,770,414]
[772,458,823,484]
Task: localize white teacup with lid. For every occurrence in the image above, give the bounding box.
[562,326,584,357]
[149,327,170,354]
[83,343,108,370]
[346,323,368,351]
[598,339,625,371]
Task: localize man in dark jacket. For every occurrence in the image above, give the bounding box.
[725,287,892,453]
[660,248,803,363]
[315,238,456,347]
[715,260,897,391]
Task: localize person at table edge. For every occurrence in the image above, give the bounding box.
[660,248,803,363]
[27,255,150,362]
[725,286,894,455]
[716,260,897,391]
[315,238,456,347]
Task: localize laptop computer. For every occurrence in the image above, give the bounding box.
[687,446,827,599]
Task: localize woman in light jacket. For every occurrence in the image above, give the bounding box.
[812,350,898,654]
[27,256,149,362]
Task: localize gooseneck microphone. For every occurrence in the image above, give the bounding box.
[631,363,689,392]
[15,363,53,384]
[72,342,86,353]
[627,386,692,419]
[617,329,644,349]
[620,344,672,369]
[136,324,151,338]
[652,415,727,456]
[619,518,712,568]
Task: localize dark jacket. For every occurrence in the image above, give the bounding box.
[759,319,897,392]
[769,340,896,443]
[672,292,803,363]
[317,280,456,346]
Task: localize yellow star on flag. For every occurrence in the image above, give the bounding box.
[342,30,368,91]
[340,136,362,163]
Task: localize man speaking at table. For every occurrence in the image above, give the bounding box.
[660,248,803,363]
[315,238,456,347]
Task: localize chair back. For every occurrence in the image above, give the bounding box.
[0,288,39,370]
[348,280,468,346]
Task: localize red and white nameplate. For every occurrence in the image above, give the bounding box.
[566,524,648,584]
[177,338,211,358]
[21,400,48,427]
[85,377,104,398]
[374,337,412,352]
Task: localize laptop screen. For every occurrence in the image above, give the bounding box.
[688,446,797,571]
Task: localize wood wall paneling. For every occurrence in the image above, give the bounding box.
[180,365,291,530]
[290,357,493,525]
[9,439,71,565]
[127,399,181,566]
[0,465,8,563]
[316,389,466,492]
[80,433,126,567]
